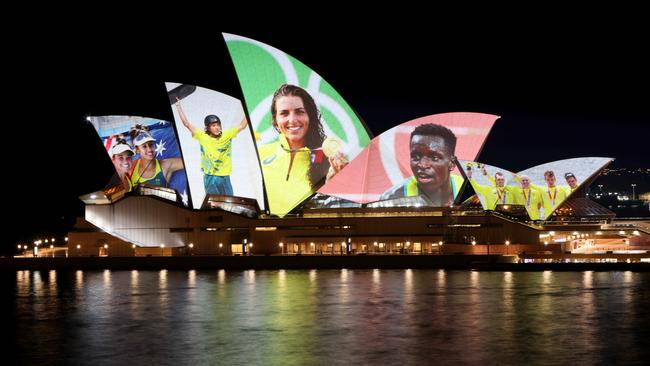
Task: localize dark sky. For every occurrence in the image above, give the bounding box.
[5,27,649,250]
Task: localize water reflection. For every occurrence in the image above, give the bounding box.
[75,270,83,291]
[7,270,650,365]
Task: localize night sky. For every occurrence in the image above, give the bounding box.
[5,27,649,252]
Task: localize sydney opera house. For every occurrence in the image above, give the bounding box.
[64,33,649,259]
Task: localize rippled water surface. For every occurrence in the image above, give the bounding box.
[3,269,650,365]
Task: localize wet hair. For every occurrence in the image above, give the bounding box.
[410,123,457,157]
[271,84,329,187]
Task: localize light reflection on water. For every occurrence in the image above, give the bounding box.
[4,270,650,365]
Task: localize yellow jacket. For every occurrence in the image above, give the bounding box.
[258,134,315,216]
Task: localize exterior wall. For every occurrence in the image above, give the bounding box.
[67,231,132,257]
[71,196,559,256]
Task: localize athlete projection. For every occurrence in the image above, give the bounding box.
[223,33,372,217]
[89,116,189,206]
[459,157,613,220]
[319,113,498,206]
[166,83,265,211]
[515,157,613,220]
[460,161,519,208]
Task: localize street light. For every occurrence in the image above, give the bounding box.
[160,243,165,256]
[279,242,284,255]
[218,242,223,255]
[631,184,636,200]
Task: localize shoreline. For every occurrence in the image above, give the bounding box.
[2,255,649,271]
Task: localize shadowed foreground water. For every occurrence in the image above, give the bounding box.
[3,269,650,365]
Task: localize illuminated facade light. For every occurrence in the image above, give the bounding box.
[219,243,223,248]
[505,240,510,245]
[188,243,194,248]
[76,244,81,249]
[471,240,476,245]
[279,242,283,247]
[104,244,108,249]
[255,227,277,231]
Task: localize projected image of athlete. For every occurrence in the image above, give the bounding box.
[258,84,348,216]
[381,123,463,206]
[109,137,134,192]
[175,98,247,196]
[129,124,184,189]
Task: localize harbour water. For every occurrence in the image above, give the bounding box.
[4,269,650,365]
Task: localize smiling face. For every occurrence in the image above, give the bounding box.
[566,176,578,188]
[112,152,133,174]
[273,95,310,149]
[495,173,505,187]
[520,176,531,189]
[409,134,454,192]
[136,141,156,162]
[545,172,556,187]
